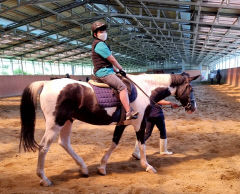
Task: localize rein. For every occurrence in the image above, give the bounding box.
[123,74,159,105]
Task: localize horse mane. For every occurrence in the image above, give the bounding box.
[170,74,186,87]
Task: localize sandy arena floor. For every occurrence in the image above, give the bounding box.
[0,83,240,193]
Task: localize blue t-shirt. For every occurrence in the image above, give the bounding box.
[94,42,114,77]
[95,42,111,58]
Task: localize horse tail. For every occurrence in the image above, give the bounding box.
[19,81,46,152]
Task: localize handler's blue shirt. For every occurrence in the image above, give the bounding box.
[95,42,114,77]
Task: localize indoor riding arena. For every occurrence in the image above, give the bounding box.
[0,0,240,193]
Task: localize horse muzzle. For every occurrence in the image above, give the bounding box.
[184,98,197,113]
[187,100,197,113]
[187,91,197,113]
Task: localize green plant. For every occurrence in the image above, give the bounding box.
[13,68,28,75]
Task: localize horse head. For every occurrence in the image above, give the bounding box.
[173,73,200,113]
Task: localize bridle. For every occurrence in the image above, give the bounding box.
[182,101,192,109]
[174,83,194,110]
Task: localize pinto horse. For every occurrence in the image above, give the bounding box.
[19,73,199,186]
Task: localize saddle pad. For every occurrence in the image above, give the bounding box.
[90,83,137,108]
[88,79,109,88]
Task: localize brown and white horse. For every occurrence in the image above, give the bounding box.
[19,73,199,186]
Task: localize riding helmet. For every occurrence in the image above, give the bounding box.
[91,21,108,37]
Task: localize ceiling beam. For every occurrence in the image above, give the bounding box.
[1,0,89,32]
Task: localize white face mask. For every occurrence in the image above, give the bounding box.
[97,32,107,41]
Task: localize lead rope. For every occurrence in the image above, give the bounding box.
[122,74,182,111]
[123,74,157,104]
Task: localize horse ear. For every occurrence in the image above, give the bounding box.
[189,75,200,82]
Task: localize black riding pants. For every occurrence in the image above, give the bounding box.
[144,113,167,141]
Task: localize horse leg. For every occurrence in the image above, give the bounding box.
[132,120,154,160]
[136,127,157,174]
[98,125,126,175]
[58,120,88,177]
[36,119,61,186]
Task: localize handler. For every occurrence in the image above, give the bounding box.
[132,87,179,159]
[91,21,138,120]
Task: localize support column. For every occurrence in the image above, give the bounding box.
[82,62,83,75]
[58,61,60,75]
[32,61,35,74]
[49,62,52,75]
[71,64,75,75]
[199,63,202,73]
[41,59,44,75]
[199,63,203,81]
[10,59,14,75]
[181,60,185,72]
[20,57,24,75]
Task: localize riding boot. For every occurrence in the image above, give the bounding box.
[160,138,173,155]
[132,140,140,160]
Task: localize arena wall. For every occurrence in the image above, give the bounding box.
[220,67,240,87]
[0,75,88,98]
[185,70,201,77]
[0,71,203,98]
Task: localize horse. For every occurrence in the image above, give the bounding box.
[19,73,199,186]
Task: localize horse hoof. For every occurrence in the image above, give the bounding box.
[40,179,53,187]
[82,173,89,178]
[81,168,89,177]
[97,167,106,176]
[146,166,157,174]
[132,153,140,160]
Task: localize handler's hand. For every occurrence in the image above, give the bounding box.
[171,103,179,109]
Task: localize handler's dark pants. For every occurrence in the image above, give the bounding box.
[210,78,214,84]
[144,114,167,141]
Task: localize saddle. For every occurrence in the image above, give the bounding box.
[88,74,137,124]
[89,74,133,96]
